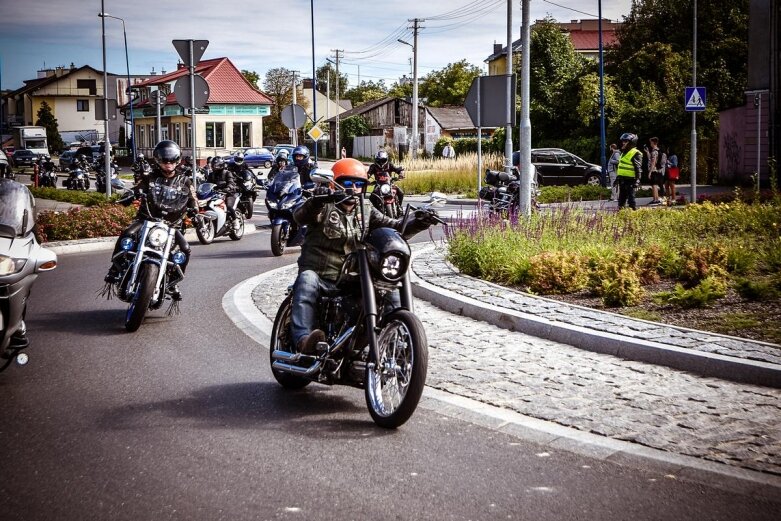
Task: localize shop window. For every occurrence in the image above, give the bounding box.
[233,122,251,148]
[206,122,224,148]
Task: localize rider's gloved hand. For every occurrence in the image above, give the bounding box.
[414,208,440,226]
[313,185,332,197]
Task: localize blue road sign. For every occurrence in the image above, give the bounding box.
[685,87,706,112]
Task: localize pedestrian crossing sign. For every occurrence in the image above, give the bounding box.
[685,87,706,112]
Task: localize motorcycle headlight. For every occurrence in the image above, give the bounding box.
[0,255,26,275]
[266,200,278,209]
[379,183,392,196]
[380,253,403,281]
[147,227,168,248]
[244,180,254,190]
[120,237,135,251]
[77,173,84,179]
[172,251,187,265]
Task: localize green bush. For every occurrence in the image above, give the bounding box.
[36,205,135,242]
[538,185,611,204]
[654,276,727,308]
[734,278,780,301]
[527,251,588,294]
[600,265,644,307]
[31,187,118,207]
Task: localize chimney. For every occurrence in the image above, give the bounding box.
[177,61,186,70]
[150,67,157,76]
[69,62,76,70]
[493,43,503,54]
[55,66,65,77]
[302,78,313,90]
[161,68,167,75]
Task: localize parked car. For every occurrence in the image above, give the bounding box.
[271,144,296,158]
[529,148,602,186]
[0,149,12,178]
[226,147,274,169]
[58,150,78,171]
[11,149,39,168]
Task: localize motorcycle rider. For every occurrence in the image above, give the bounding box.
[291,145,315,186]
[615,132,642,210]
[104,140,197,300]
[368,150,405,207]
[267,150,289,182]
[210,156,239,219]
[131,153,150,184]
[290,158,438,354]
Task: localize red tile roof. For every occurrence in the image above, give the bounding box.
[133,57,272,107]
[568,30,618,51]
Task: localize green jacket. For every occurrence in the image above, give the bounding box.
[293,197,426,281]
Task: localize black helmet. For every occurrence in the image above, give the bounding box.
[153,140,181,164]
[234,152,245,165]
[375,150,389,166]
[276,150,289,164]
[136,153,145,161]
[210,156,225,171]
[292,145,309,169]
[619,133,638,146]
[77,154,86,161]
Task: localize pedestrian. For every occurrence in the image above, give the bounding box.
[665,147,679,206]
[340,146,347,159]
[647,137,664,206]
[607,143,620,201]
[442,142,455,159]
[615,133,642,210]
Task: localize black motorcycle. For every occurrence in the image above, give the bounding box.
[95,160,120,193]
[105,179,191,331]
[478,168,539,215]
[264,166,307,256]
[64,162,91,191]
[369,170,404,218]
[269,173,445,428]
[37,157,58,187]
[236,169,258,219]
[132,161,152,185]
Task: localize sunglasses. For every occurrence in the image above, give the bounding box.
[341,180,365,188]
[158,159,179,164]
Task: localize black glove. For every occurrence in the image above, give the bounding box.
[415,209,440,227]
[313,185,332,197]
[117,193,135,206]
[186,207,198,218]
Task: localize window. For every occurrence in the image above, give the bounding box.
[137,125,145,148]
[76,99,89,112]
[173,123,181,146]
[205,122,224,148]
[233,122,251,148]
[77,79,97,95]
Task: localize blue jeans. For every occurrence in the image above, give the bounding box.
[290,269,401,346]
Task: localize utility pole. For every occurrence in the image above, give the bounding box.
[100,0,111,197]
[330,50,343,158]
[408,18,423,158]
[310,0,318,163]
[690,0,698,204]
[504,1,513,174]
[519,0,532,216]
[598,2,606,186]
[291,70,298,146]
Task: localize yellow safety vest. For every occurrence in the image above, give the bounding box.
[617,147,640,178]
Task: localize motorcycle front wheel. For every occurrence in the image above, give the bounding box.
[384,203,397,219]
[269,295,310,389]
[195,216,216,245]
[125,263,159,332]
[365,310,428,429]
[270,223,286,256]
[228,214,245,241]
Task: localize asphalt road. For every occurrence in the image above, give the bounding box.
[1,198,778,520]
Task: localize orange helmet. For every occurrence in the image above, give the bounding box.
[332,158,368,185]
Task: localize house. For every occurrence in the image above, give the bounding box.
[485,18,621,74]
[295,78,350,153]
[326,98,491,156]
[129,57,273,165]
[718,0,779,185]
[1,64,124,148]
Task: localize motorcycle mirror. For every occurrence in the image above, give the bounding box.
[310,169,333,186]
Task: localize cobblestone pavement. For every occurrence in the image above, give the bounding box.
[251,261,781,477]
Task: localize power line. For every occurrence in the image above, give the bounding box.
[425,1,505,34]
[541,0,597,18]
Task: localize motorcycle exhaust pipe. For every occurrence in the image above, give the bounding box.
[272,358,321,377]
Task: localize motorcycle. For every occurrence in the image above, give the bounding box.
[0,180,57,370]
[369,170,404,218]
[132,161,152,184]
[193,182,245,244]
[37,158,58,188]
[63,163,91,191]
[264,165,307,256]
[478,167,540,215]
[95,160,121,193]
[269,173,445,428]
[237,169,258,219]
[106,179,191,332]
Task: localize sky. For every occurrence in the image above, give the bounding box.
[0,0,632,92]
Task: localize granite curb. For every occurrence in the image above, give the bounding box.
[410,244,781,389]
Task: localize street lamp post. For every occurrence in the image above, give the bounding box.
[99,0,111,197]
[98,12,135,159]
[397,37,418,158]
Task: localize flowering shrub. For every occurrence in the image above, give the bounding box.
[31,187,119,207]
[36,204,135,242]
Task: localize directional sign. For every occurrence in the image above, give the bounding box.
[174,74,210,109]
[281,104,307,129]
[172,40,209,68]
[95,99,117,121]
[685,87,706,112]
[307,126,324,141]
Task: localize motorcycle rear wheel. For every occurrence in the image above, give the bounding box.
[195,216,216,245]
[125,263,159,332]
[228,214,245,241]
[269,295,311,389]
[270,223,286,256]
[365,310,428,428]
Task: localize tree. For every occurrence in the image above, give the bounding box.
[419,60,481,107]
[262,68,309,142]
[35,101,64,153]
[316,63,349,100]
[343,80,388,106]
[387,78,413,99]
[340,116,370,156]
[241,69,261,89]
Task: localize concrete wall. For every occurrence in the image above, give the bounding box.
[719,94,771,182]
